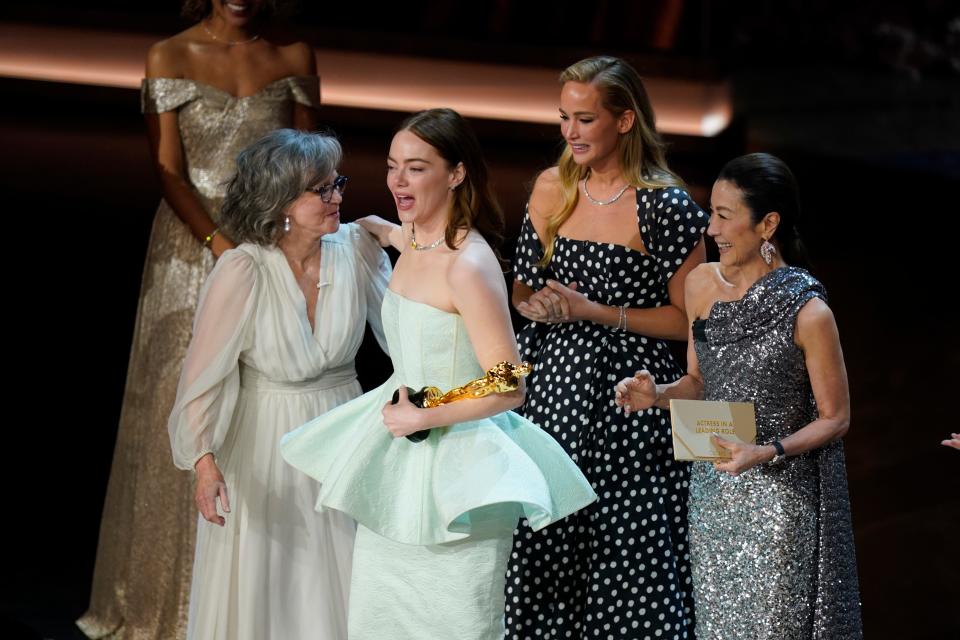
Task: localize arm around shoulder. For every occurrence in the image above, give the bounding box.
[356,215,404,251]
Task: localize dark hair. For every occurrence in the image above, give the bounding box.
[181,0,296,22]
[397,108,505,252]
[717,153,810,269]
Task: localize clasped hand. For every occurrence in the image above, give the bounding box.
[516,280,588,324]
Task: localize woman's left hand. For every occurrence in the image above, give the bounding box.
[711,436,773,476]
[382,386,429,438]
[516,279,591,323]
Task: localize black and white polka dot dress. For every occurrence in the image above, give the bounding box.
[505,187,708,639]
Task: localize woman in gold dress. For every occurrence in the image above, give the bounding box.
[77,1,319,637]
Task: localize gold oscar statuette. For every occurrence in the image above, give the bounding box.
[392,361,533,442]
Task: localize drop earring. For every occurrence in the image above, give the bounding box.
[760,239,776,265]
[284,216,291,233]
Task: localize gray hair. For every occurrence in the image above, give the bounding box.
[220,129,342,246]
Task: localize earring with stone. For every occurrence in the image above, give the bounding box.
[760,238,776,265]
[284,216,291,233]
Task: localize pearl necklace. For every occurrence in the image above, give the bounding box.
[581,170,630,206]
[410,224,444,251]
[202,20,260,46]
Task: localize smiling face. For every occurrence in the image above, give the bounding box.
[559,81,632,169]
[210,0,262,27]
[284,171,342,239]
[708,179,772,269]
[386,129,463,226]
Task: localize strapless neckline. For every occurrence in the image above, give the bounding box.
[384,287,460,318]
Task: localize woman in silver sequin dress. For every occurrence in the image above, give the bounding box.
[78,2,320,638]
[616,153,862,639]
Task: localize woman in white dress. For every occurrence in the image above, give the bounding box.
[167,129,390,639]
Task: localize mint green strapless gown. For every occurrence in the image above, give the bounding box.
[281,289,596,639]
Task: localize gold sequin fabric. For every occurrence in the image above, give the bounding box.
[77,75,319,640]
[689,267,862,639]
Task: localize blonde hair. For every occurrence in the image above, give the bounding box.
[540,56,683,266]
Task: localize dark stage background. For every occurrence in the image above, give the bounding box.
[2,2,958,639]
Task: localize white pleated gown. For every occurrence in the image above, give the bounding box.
[167,224,390,640]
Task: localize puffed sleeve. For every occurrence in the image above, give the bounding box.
[167,248,260,470]
[353,225,392,354]
[140,78,200,114]
[641,187,708,282]
[512,206,550,290]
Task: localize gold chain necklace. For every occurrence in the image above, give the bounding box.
[202,20,260,46]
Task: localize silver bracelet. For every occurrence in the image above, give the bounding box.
[617,304,627,332]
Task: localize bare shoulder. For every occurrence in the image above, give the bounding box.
[275,39,317,75]
[532,166,561,189]
[145,34,190,77]
[683,263,720,318]
[797,297,836,333]
[146,25,208,77]
[685,262,717,294]
[529,168,562,217]
[794,296,841,353]
[447,233,502,289]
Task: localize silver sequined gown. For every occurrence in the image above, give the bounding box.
[77,76,320,640]
[690,267,862,640]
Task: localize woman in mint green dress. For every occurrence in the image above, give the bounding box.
[281,108,596,640]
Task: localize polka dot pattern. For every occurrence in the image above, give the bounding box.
[506,188,707,639]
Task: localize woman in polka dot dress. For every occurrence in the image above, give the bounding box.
[505,56,708,639]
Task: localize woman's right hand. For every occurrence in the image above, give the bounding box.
[194,453,230,526]
[382,386,431,438]
[516,282,579,323]
[614,370,659,414]
[356,215,403,250]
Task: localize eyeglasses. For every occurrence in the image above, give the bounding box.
[306,175,348,202]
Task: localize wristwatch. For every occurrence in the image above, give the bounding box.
[767,440,787,465]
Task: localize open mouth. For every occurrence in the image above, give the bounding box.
[225,2,251,15]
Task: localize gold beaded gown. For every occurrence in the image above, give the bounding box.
[76,75,320,640]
